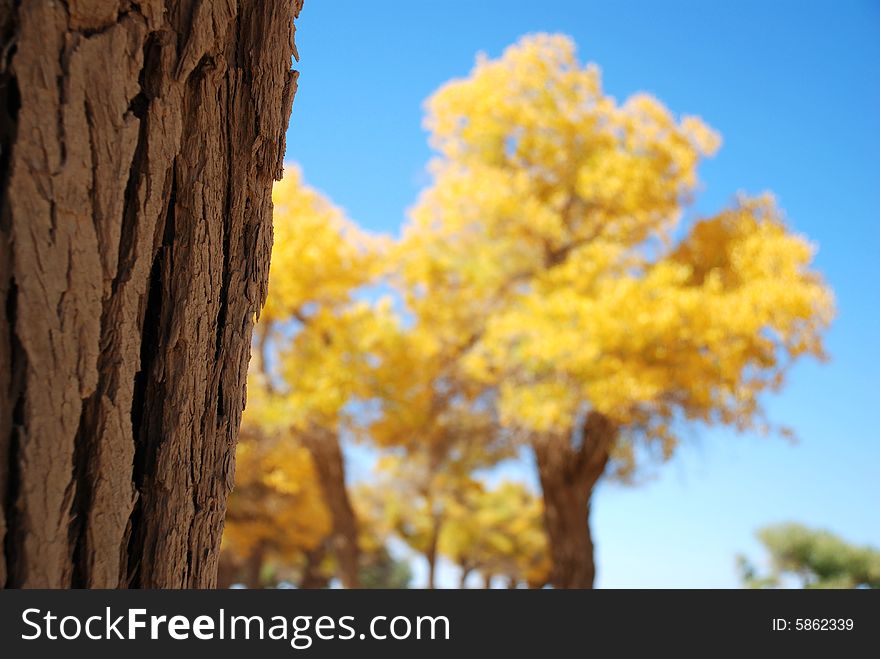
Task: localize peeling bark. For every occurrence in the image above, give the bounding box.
[0,0,303,588]
[532,411,616,589]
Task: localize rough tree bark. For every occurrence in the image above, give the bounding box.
[0,0,303,588]
[532,411,617,589]
[301,427,361,588]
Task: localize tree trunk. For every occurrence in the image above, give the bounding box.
[538,473,595,589]
[425,509,442,589]
[0,0,302,588]
[532,411,616,589]
[458,565,472,589]
[426,553,438,590]
[244,541,266,589]
[216,552,239,589]
[299,543,330,589]
[526,575,548,590]
[302,427,361,588]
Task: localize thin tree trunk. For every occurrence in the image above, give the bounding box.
[532,411,616,589]
[425,509,442,589]
[0,0,302,588]
[302,427,361,588]
[458,565,472,589]
[299,543,330,589]
[216,552,239,589]
[244,541,266,589]
[426,552,438,590]
[255,321,273,385]
[483,573,493,589]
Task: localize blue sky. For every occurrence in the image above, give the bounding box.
[284,0,880,587]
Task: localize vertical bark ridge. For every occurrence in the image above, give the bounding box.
[0,0,303,588]
[0,0,22,590]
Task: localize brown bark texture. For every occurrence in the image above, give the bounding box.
[532,411,616,589]
[301,427,361,588]
[0,0,303,588]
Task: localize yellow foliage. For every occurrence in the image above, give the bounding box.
[398,33,834,467]
[224,36,835,586]
[222,422,331,562]
[226,166,394,573]
[263,165,384,324]
[441,482,551,587]
[361,451,488,557]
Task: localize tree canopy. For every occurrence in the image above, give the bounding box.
[739,523,880,589]
[400,34,832,466]
[222,34,834,589]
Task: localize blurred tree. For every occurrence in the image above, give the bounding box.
[365,321,514,588]
[738,523,880,589]
[442,482,551,589]
[400,34,834,587]
[235,166,390,588]
[219,383,331,588]
[348,482,416,589]
[358,546,413,589]
[360,544,412,588]
[359,452,486,589]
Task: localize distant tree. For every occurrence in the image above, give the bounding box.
[359,546,413,589]
[358,453,486,590]
[238,166,389,589]
[400,34,834,587]
[441,482,551,589]
[738,523,880,589]
[219,394,332,588]
[366,323,513,588]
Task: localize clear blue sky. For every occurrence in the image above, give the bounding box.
[285,0,880,587]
